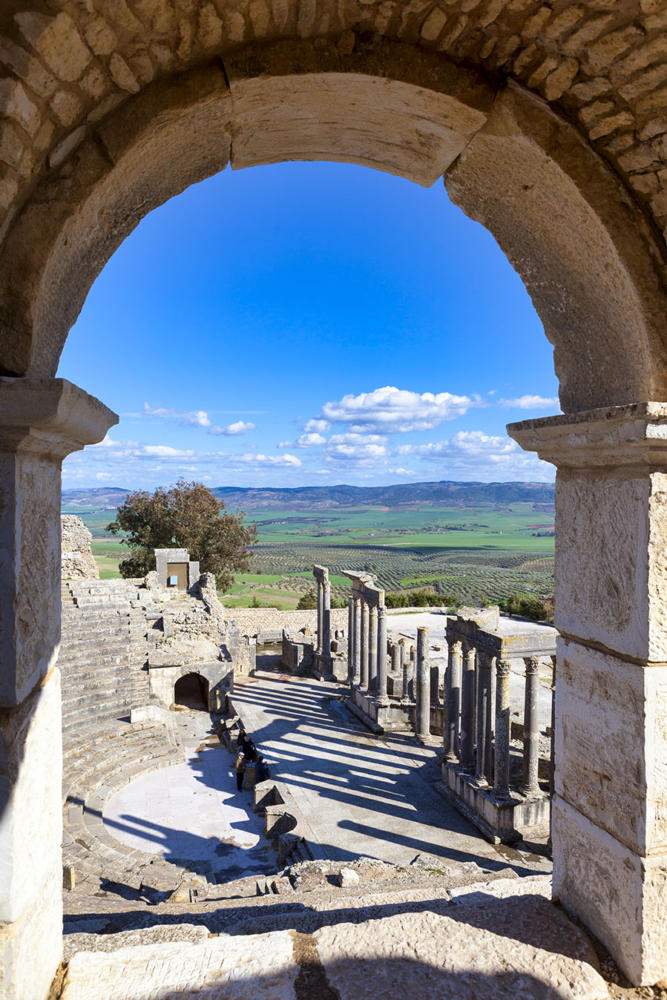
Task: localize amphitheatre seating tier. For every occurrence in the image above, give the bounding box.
[60,580,151,737]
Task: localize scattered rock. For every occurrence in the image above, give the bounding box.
[334,867,360,888]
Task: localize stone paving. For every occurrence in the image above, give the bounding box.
[60,894,609,1000]
[229,671,550,873]
[103,712,276,883]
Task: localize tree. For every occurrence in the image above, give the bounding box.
[296,589,318,610]
[107,479,256,590]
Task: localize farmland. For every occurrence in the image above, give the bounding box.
[62,490,555,609]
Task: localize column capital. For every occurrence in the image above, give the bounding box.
[0,377,117,458]
[496,657,512,676]
[508,401,667,469]
[524,655,540,674]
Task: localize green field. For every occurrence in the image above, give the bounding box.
[64,500,555,607]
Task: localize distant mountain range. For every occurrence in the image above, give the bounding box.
[62,481,555,511]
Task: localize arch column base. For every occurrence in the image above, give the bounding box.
[510,402,667,987]
[0,377,116,1000]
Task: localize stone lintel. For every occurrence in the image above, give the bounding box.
[508,402,667,468]
[0,376,117,458]
[313,564,329,582]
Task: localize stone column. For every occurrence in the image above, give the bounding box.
[377,604,388,703]
[416,626,430,739]
[347,597,354,684]
[475,651,491,785]
[353,595,362,685]
[0,378,116,1000]
[522,656,541,796]
[322,577,331,661]
[401,640,410,702]
[390,641,401,675]
[445,640,462,762]
[368,604,378,693]
[460,643,476,772]
[316,578,323,655]
[493,657,512,800]
[510,403,667,985]
[360,599,369,690]
[485,655,496,782]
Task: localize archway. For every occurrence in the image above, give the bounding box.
[174,672,210,711]
[0,18,666,996]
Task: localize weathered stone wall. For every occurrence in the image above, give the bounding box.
[226,607,348,638]
[61,514,99,579]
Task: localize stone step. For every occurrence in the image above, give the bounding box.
[60,890,608,1000]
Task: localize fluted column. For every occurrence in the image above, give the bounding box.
[353,595,362,685]
[522,656,541,795]
[460,643,476,772]
[416,626,430,739]
[360,599,370,690]
[493,657,512,800]
[445,639,462,762]
[475,651,491,785]
[368,604,378,693]
[377,604,388,703]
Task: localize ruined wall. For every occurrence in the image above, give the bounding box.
[61,513,98,580]
[227,607,348,638]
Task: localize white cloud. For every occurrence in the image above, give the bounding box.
[209,420,256,436]
[297,432,327,447]
[278,440,293,448]
[321,386,476,433]
[141,444,195,458]
[398,430,553,480]
[144,402,211,427]
[500,394,560,410]
[326,432,388,464]
[304,418,330,433]
[233,453,302,468]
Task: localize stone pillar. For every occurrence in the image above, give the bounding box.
[485,656,496,782]
[353,595,362,685]
[316,579,324,655]
[322,577,331,661]
[0,378,116,1000]
[510,403,667,985]
[347,597,354,683]
[401,640,410,702]
[360,599,369,690]
[522,656,541,796]
[493,657,512,800]
[460,643,476,772]
[368,604,378,693]
[377,604,388,704]
[390,641,401,675]
[416,627,430,739]
[475,651,491,785]
[445,640,462,762]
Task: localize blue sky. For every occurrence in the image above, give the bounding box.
[60,161,559,489]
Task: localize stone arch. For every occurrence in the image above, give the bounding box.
[0,26,666,995]
[174,671,210,711]
[0,40,664,411]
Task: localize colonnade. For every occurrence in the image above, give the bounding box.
[443,630,556,802]
[345,573,389,703]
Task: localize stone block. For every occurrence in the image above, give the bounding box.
[554,639,664,854]
[553,795,667,986]
[554,469,667,661]
[0,867,62,1000]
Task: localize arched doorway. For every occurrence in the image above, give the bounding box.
[0,16,665,995]
[174,672,210,711]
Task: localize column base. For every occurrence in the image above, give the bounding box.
[440,760,550,845]
[348,686,413,733]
